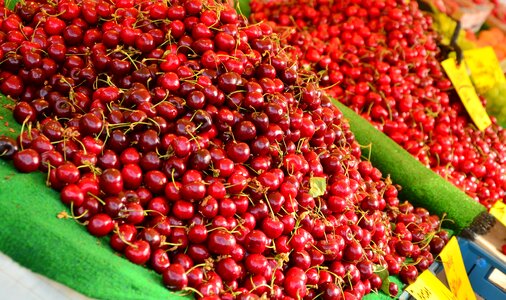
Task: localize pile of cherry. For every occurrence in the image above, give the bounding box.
[0,0,449,299]
[250,0,506,210]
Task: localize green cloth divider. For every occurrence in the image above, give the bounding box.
[332,100,486,233]
[0,96,188,300]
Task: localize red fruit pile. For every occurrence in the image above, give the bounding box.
[250,0,506,209]
[0,0,449,299]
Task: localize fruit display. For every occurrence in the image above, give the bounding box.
[465,27,506,61]
[249,0,506,210]
[0,0,457,299]
[422,1,506,63]
[488,0,506,25]
[484,82,506,127]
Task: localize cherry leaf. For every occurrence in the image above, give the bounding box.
[374,265,391,295]
[309,177,326,198]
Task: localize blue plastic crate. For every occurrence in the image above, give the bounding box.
[400,237,506,300]
[457,237,506,299]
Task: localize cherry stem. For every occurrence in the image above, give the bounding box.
[113,224,136,248]
[70,202,89,226]
[86,193,106,205]
[180,286,203,298]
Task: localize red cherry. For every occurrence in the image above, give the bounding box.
[110,224,137,252]
[208,230,236,256]
[100,168,123,195]
[125,240,151,265]
[150,248,170,274]
[13,149,40,173]
[0,135,18,159]
[56,162,80,185]
[87,213,114,237]
[163,264,188,290]
[60,184,84,207]
[400,265,419,284]
[283,267,307,298]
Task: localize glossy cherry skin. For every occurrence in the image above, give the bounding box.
[87,213,115,237]
[13,149,40,172]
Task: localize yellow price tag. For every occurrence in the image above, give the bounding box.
[433,12,458,45]
[405,270,457,300]
[439,237,476,300]
[464,47,506,94]
[441,58,492,131]
[489,201,506,227]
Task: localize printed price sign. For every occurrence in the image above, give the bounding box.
[441,58,492,131]
[464,47,506,94]
[439,237,476,300]
[490,201,506,227]
[405,270,457,300]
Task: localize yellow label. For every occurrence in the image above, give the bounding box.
[433,12,458,45]
[489,201,506,227]
[405,270,457,300]
[441,58,492,131]
[439,237,476,300]
[464,47,506,94]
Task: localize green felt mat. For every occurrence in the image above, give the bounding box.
[332,101,486,233]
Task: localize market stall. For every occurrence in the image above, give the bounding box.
[0,0,505,299]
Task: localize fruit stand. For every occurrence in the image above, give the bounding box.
[0,0,505,299]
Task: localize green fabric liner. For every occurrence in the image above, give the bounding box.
[332,100,486,233]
